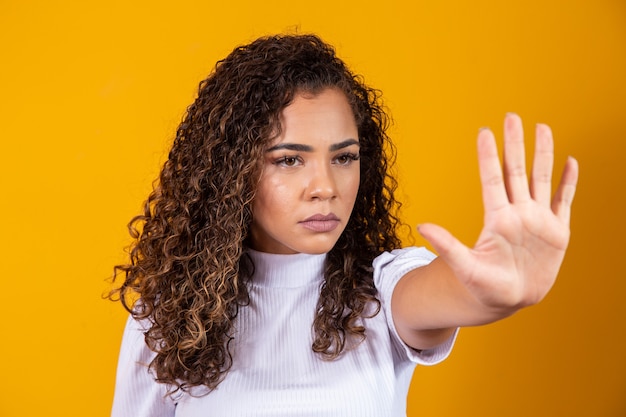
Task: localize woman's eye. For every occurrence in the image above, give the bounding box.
[334,153,360,165]
[274,156,301,167]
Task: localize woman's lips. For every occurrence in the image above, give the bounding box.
[299,213,340,232]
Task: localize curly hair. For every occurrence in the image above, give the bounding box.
[110,33,403,394]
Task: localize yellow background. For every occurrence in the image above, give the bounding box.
[1,1,624,416]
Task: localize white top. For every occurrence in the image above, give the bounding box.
[111,247,457,417]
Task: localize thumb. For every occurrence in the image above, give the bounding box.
[417,222,472,273]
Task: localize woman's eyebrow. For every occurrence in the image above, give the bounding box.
[329,139,359,151]
[266,143,313,152]
[266,139,360,153]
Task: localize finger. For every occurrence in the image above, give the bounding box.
[477,127,509,212]
[417,223,472,273]
[552,156,579,225]
[503,113,531,203]
[530,123,554,206]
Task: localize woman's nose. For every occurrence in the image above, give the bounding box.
[306,164,337,201]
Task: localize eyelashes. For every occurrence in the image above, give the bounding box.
[273,155,303,167]
[272,152,360,168]
[334,152,360,165]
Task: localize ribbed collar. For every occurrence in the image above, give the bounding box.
[246,249,326,289]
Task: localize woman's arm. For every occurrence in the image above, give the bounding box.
[111,316,176,417]
[392,113,579,350]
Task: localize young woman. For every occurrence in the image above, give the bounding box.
[110,34,579,416]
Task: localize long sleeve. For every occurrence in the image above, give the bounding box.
[111,316,176,417]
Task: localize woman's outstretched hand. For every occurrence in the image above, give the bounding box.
[418,113,578,315]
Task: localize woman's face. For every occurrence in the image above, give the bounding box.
[249,88,360,254]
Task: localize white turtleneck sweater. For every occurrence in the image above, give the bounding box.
[111,247,457,417]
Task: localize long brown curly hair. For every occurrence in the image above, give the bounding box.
[110,33,404,394]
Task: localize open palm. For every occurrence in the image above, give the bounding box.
[419,113,579,312]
